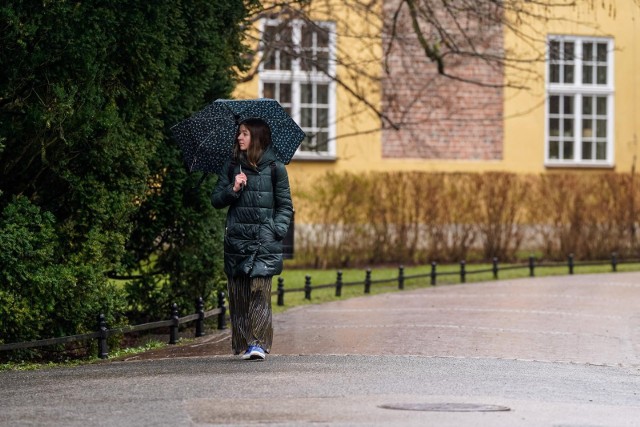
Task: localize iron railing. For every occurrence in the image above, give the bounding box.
[275,253,636,306]
[0,292,227,360]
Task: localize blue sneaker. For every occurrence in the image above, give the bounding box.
[245,345,266,361]
[241,346,255,360]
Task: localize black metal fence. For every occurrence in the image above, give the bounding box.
[3,252,636,360]
[275,253,635,306]
[0,291,227,360]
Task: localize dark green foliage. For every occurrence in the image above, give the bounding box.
[0,197,126,345]
[0,0,256,345]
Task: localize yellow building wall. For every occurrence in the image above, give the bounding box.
[504,1,640,174]
[235,1,640,187]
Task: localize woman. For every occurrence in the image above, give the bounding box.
[212,118,293,361]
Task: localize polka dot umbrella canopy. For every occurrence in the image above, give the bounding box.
[171,98,306,175]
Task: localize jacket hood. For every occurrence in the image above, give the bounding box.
[258,145,278,166]
[238,145,278,169]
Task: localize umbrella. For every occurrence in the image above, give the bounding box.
[171,98,306,174]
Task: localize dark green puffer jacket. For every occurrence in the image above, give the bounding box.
[212,146,293,278]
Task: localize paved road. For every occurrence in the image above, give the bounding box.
[1,272,640,426]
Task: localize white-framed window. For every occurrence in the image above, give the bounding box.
[545,36,614,167]
[259,19,337,160]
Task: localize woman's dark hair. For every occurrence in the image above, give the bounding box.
[234,118,272,168]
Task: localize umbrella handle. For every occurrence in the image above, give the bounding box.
[239,164,245,189]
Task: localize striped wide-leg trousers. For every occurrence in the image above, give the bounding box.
[227,275,273,355]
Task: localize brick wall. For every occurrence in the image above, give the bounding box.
[381,0,504,160]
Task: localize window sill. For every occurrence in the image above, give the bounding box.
[292,153,338,162]
[544,161,614,169]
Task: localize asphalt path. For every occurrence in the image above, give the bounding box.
[1,272,640,426]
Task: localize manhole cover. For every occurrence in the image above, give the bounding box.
[379,403,511,412]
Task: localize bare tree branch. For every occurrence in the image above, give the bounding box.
[236,0,634,149]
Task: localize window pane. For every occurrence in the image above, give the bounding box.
[281,27,292,43]
[316,132,329,151]
[549,140,560,159]
[582,65,593,84]
[563,65,574,83]
[317,84,329,104]
[597,43,607,61]
[549,64,560,83]
[263,83,275,99]
[549,40,561,60]
[564,119,574,136]
[582,119,593,137]
[564,42,574,60]
[596,119,607,137]
[550,64,560,83]
[596,97,607,115]
[596,66,607,84]
[301,84,313,104]
[279,83,291,103]
[549,96,560,114]
[583,42,593,61]
[582,96,592,115]
[549,118,560,136]
[563,96,573,114]
[317,108,328,127]
[280,51,292,70]
[596,142,606,160]
[301,25,313,49]
[301,107,313,127]
[317,30,329,48]
[264,52,276,70]
[300,53,311,72]
[264,26,277,43]
[278,28,292,71]
[317,51,329,72]
[582,141,593,160]
[563,140,574,159]
[301,135,315,151]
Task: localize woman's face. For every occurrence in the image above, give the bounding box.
[238,124,251,151]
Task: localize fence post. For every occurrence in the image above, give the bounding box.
[460,260,466,283]
[169,303,179,345]
[304,275,312,300]
[335,271,343,297]
[277,277,285,306]
[529,255,535,277]
[492,257,498,279]
[398,265,405,290]
[217,291,227,330]
[97,313,108,360]
[195,297,205,337]
[568,253,574,275]
[430,262,437,286]
[611,252,618,272]
[364,269,372,294]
